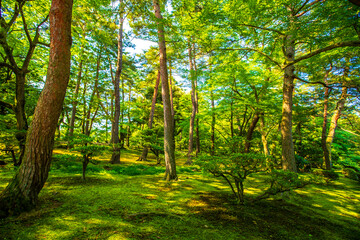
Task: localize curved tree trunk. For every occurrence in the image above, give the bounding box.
[14,71,28,166]
[281,34,297,172]
[153,0,177,181]
[0,0,73,218]
[260,114,269,156]
[68,58,83,148]
[325,86,347,169]
[138,71,160,161]
[321,80,331,169]
[244,112,260,153]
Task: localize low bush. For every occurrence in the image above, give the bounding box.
[312,169,339,180]
[342,168,359,181]
[195,153,268,204]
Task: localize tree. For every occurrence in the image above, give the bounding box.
[0,0,49,165]
[218,0,360,171]
[138,70,161,161]
[110,0,125,164]
[153,0,177,181]
[0,0,73,218]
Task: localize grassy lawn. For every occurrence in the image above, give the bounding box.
[0,149,359,240]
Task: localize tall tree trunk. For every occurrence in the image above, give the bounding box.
[85,50,101,136]
[244,112,260,153]
[321,83,330,169]
[325,86,347,169]
[0,0,73,218]
[211,90,215,156]
[82,51,101,180]
[260,113,269,156]
[321,68,332,170]
[68,58,83,148]
[281,34,297,172]
[193,45,200,155]
[138,71,161,161]
[110,3,124,164]
[230,99,234,139]
[186,43,196,165]
[169,60,175,117]
[14,71,28,166]
[126,83,131,148]
[120,70,125,149]
[153,0,177,181]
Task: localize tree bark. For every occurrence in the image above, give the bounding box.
[325,86,347,169]
[211,90,215,156]
[14,71,28,166]
[153,0,177,181]
[281,33,297,172]
[186,43,196,165]
[68,58,83,148]
[138,71,160,161]
[85,50,101,136]
[244,112,260,153]
[321,74,331,170]
[126,83,131,148]
[260,114,269,156]
[110,2,124,164]
[0,0,73,218]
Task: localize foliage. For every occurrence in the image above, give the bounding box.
[195,153,267,204]
[255,170,310,201]
[1,149,360,240]
[342,168,359,182]
[312,169,340,181]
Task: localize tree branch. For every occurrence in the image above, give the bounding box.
[19,5,32,45]
[0,61,15,71]
[220,48,282,68]
[293,74,333,88]
[37,42,50,48]
[239,24,285,36]
[22,14,49,71]
[285,40,360,68]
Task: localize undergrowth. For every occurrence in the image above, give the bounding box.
[0,150,359,240]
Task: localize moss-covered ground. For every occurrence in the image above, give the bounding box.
[0,149,359,239]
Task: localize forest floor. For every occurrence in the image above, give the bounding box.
[0,148,360,240]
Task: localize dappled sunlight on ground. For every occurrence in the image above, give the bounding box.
[1,148,360,239]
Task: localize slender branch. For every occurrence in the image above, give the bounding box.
[0,40,18,71]
[294,0,310,15]
[22,14,49,71]
[239,24,285,36]
[285,40,360,68]
[19,5,32,45]
[295,0,324,18]
[220,48,282,68]
[294,74,333,88]
[37,42,50,48]
[1,1,22,30]
[0,61,15,71]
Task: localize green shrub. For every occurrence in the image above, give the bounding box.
[342,168,359,181]
[195,153,267,204]
[312,169,339,180]
[255,169,309,201]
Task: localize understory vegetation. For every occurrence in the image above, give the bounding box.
[1,0,360,238]
[1,149,359,240]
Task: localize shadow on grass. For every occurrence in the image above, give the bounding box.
[181,191,360,240]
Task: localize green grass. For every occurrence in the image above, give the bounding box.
[0,149,359,240]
